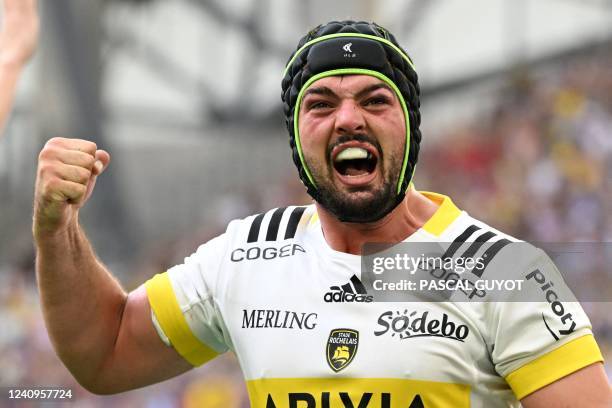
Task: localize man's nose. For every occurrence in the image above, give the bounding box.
[334,100,365,134]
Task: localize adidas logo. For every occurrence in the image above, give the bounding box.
[324,275,373,303]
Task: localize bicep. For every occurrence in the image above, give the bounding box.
[95,284,193,394]
[520,363,611,408]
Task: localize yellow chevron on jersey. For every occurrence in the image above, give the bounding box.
[146,192,603,407]
[420,191,462,236]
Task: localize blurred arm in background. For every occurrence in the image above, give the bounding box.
[0,0,38,136]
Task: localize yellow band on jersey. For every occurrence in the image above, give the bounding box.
[505,334,604,400]
[246,377,470,407]
[145,273,218,366]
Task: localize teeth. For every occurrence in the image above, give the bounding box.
[335,147,369,162]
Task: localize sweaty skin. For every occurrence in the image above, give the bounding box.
[297,75,438,253]
[299,75,408,224]
[0,0,39,135]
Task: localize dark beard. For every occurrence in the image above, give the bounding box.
[309,134,402,223]
[316,178,398,223]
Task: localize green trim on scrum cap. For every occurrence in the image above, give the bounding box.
[293,68,411,194]
[283,33,416,77]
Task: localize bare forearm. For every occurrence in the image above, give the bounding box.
[30,138,185,394]
[35,219,127,386]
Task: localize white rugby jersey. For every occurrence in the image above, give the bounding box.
[145,192,603,408]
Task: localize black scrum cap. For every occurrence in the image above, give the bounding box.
[281,20,422,211]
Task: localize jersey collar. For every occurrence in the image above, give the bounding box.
[307,191,462,242]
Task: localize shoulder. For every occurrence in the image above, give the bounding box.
[174,204,315,272]
[420,191,521,246]
[426,193,543,279]
[223,204,315,246]
[442,210,520,245]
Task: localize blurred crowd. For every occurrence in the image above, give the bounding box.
[1,50,611,406]
[421,56,612,243]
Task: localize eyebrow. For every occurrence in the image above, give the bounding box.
[303,82,394,100]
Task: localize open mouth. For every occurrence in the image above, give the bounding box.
[332,145,378,177]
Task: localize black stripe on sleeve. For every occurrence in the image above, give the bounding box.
[284,206,307,239]
[247,213,265,243]
[471,238,512,278]
[265,207,287,241]
[459,231,497,260]
[442,225,481,259]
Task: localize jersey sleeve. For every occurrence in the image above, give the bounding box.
[145,233,231,367]
[487,248,604,400]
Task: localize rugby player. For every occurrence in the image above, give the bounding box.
[33,21,610,407]
[0,0,38,135]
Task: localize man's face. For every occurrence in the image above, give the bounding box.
[298,75,406,222]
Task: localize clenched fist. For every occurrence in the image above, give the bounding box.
[33,137,110,238]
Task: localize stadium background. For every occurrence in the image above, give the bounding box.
[0,0,611,406]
